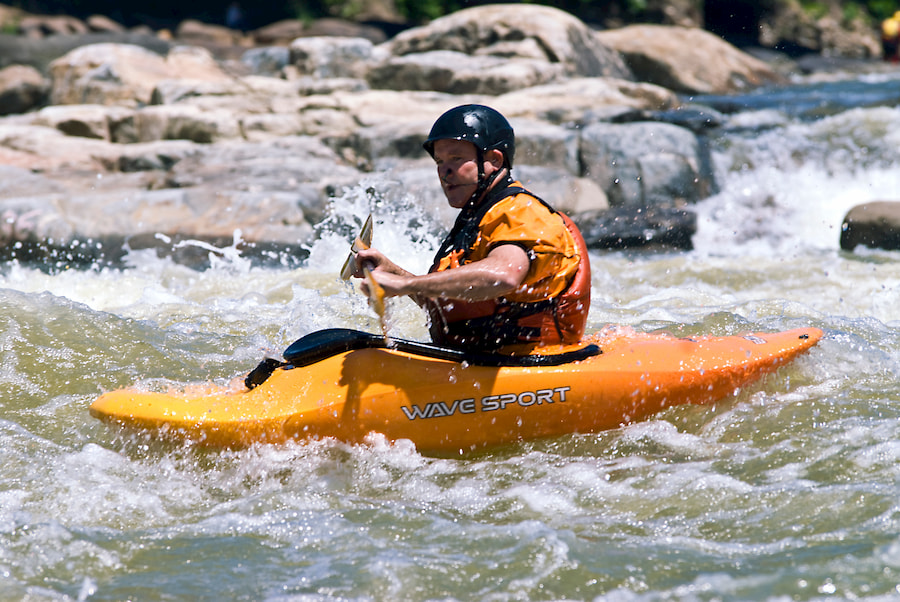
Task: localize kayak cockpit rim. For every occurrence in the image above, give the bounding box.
[245,328,602,389]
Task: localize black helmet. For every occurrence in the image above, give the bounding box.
[423,104,515,168]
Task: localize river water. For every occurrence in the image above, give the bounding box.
[2,70,900,601]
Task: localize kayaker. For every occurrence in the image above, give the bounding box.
[353,104,591,352]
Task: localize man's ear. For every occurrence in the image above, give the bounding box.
[485,149,505,169]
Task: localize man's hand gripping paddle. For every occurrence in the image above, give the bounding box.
[339,215,389,339]
[340,214,373,280]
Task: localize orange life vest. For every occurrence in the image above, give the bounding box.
[425,183,591,351]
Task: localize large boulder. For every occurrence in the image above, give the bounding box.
[840,201,900,251]
[376,4,632,93]
[367,50,563,95]
[252,17,386,46]
[492,77,678,125]
[324,89,475,131]
[86,14,126,34]
[0,31,172,71]
[516,166,609,215]
[580,121,713,208]
[175,19,246,48]
[513,119,580,175]
[49,44,230,107]
[289,36,378,79]
[575,206,697,250]
[596,25,782,94]
[241,46,291,76]
[0,135,365,264]
[160,137,362,225]
[343,114,583,175]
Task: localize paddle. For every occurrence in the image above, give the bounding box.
[338,214,389,336]
[362,266,389,339]
[339,214,373,280]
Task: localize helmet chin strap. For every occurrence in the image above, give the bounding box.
[465,148,507,208]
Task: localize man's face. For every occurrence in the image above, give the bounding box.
[432,138,483,209]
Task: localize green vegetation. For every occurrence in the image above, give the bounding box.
[866,0,899,20]
[290,0,457,22]
[393,0,460,22]
[799,1,829,20]
[797,0,898,26]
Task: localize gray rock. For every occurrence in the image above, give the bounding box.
[0,194,74,246]
[253,17,386,46]
[289,37,377,79]
[0,5,790,263]
[387,4,631,80]
[580,121,714,208]
[48,43,230,108]
[840,201,900,252]
[492,77,678,126]
[596,25,784,95]
[367,50,563,95]
[368,4,633,95]
[513,119,580,175]
[0,32,171,72]
[575,206,697,251]
[0,165,65,197]
[241,46,291,76]
[514,165,609,215]
[338,120,434,170]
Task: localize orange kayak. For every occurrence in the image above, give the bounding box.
[90,326,822,454]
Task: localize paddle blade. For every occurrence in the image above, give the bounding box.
[340,214,373,280]
[358,214,373,249]
[339,252,355,280]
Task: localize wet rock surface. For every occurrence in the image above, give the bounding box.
[0,3,893,265]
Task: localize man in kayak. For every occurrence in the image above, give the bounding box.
[353,104,591,352]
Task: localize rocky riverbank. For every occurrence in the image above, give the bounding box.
[0,3,895,268]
